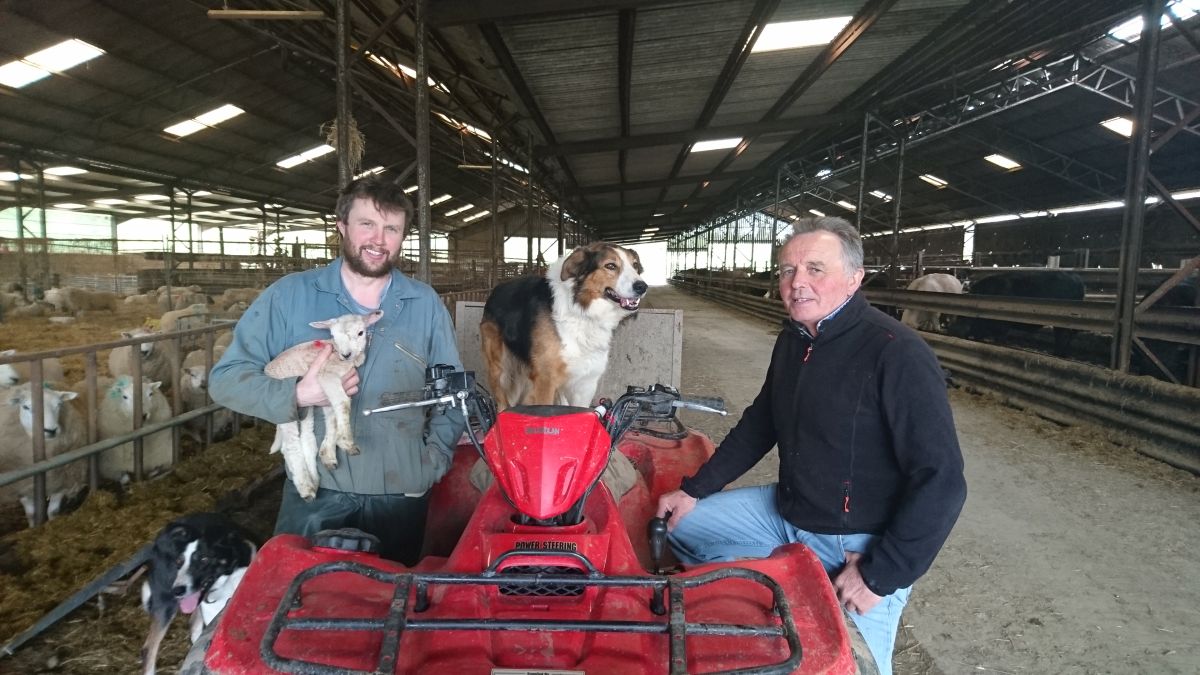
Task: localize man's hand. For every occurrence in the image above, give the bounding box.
[833,551,882,615]
[656,489,698,530]
[294,345,360,407]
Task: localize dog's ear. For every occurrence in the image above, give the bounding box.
[622,246,644,274]
[560,246,598,281]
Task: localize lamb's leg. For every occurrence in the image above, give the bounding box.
[319,373,358,456]
[298,409,321,486]
[276,420,317,500]
[316,406,339,470]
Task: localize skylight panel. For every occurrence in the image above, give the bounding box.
[691,137,742,153]
[0,61,51,88]
[808,209,826,217]
[836,200,856,211]
[984,154,1022,170]
[463,210,491,223]
[752,17,852,53]
[166,104,245,137]
[1100,117,1133,137]
[45,166,87,176]
[869,190,892,201]
[277,144,334,168]
[444,204,474,217]
[919,174,948,188]
[1108,1,1200,42]
[354,166,385,179]
[404,184,418,194]
[429,194,452,206]
[0,172,34,181]
[53,203,87,210]
[644,227,660,233]
[0,39,105,89]
[94,198,127,205]
[135,194,171,201]
[815,168,832,178]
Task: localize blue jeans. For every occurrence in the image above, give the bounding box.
[669,484,911,675]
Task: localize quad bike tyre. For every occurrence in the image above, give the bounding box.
[845,609,882,675]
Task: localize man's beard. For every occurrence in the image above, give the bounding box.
[342,239,398,278]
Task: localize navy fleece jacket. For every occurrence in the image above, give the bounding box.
[681,291,967,596]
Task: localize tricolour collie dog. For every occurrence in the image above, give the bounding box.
[140,512,256,675]
[481,242,647,409]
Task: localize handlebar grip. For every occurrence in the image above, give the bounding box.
[675,396,727,414]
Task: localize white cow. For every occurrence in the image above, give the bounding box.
[901,273,963,332]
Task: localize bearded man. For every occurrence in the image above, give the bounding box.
[211,174,465,564]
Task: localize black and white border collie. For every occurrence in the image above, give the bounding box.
[481,242,647,409]
[140,512,256,675]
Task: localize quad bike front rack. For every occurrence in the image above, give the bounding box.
[260,553,803,675]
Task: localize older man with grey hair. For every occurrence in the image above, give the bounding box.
[657,217,967,675]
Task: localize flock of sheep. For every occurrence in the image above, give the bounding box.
[0,284,262,527]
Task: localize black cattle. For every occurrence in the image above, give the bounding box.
[950,270,1086,356]
[1133,277,1198,382]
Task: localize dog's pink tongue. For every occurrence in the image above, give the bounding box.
[179,591,202,615]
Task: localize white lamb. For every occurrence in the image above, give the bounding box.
[92,376,174,482]
[108,329,174,387]
[179,346,234,441]
[264,310,382,501]
[0,383,88,525]
[0,350,66,386]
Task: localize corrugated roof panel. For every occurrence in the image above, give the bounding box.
[501,15,621,141]
[625,147,689,182]
[628,0,757,135]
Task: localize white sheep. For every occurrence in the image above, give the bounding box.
[0,383,88,525]
[179,346,234,442]
[108,329,174,387]
[91,375,174,482]
[264,310,382,501]
[0,350,66,386]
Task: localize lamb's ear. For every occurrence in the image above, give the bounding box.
[59,391,78,402]
[364,309,383,326]
[309,319,334,330]
[148,381,162,392]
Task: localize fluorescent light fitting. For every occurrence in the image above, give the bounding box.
[752,17,852,53]
[808,209,825,217]
[691,137,742,153]
[94,198,127,205]
[1100,117,1133,137]
[644,227,660,233]
[444,204,474,217]
[975,214,1020,224]
[44,166,87,176]
[816,168,832,178]
[869,190,892,201]
[429,194,452,206]
[919,174,948,188]
[653,213,664,217]
[836,200,857,211]
[984,154,1022,170]
[53,203,86,209]
[463,210,491,223]
[135,194,171,201]
[403,184,418,194]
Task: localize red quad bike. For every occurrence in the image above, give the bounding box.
[184,366,867,674]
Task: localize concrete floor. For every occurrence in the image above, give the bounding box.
[642,284,1200,675]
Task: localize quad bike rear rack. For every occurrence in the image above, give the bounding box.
[260,550,803,675]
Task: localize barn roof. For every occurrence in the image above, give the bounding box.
[1,0,1195,244]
